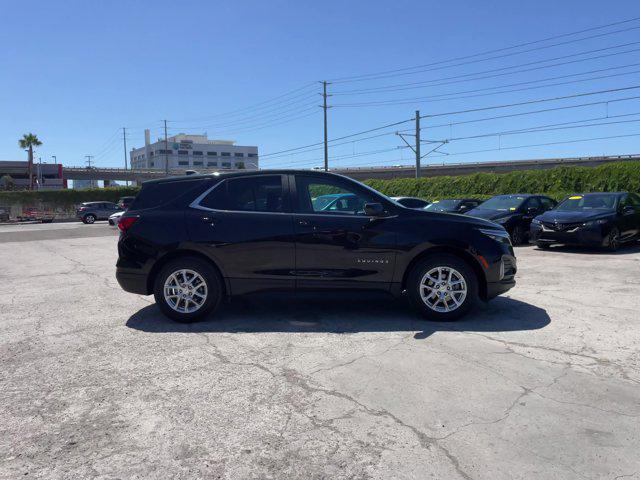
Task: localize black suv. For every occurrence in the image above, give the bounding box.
[116,171,516,322]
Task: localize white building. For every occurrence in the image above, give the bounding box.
[130,130,258,171]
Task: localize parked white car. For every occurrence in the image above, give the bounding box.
[108,211,125,226]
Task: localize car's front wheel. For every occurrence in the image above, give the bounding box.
[153,257,222,322]
[407,254,479,321]
[510,225,525,245]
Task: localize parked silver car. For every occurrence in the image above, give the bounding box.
[76,201,120,224]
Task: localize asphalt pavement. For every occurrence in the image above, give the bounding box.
[1,224,639,479]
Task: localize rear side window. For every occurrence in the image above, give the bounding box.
[130,179,204,210]
[540,197,556,210]
[227,176,284,213]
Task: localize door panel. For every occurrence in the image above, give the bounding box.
[186,175,296,294]
[292,175,396,289]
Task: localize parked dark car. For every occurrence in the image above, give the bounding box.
[530,192,640,250]
[76,201,120,224]
[391,196,431,209]
[118,196,136,210]
[116,171,516,323]
[466,194,556,244]
[424,198,484,214]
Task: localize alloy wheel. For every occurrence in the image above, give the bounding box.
[419,266,468,313]
[163,269,208,313]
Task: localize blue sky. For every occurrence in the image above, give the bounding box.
[2,0,640,171]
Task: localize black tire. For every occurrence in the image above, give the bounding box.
[605,227,621,251]
[406,254,479,321]
[153,256,222,323]
[83,214,96,224]
[510,225,525,246]
[536,242,551,250]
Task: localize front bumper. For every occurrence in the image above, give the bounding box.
[530,223,606,247]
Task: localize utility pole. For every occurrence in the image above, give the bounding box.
[397,110,448,179]
[122,127,128,186]
[321,81,331,171]
[415,110,421,178]
[164,120,169,175]
[85,155,95,188]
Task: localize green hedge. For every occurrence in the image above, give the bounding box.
[1,160,638,207]
[363,161,640,200]
[0,186,141,207]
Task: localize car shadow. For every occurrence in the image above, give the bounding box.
[532,241,640,255]
[126,292,550,340]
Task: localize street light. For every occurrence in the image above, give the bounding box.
[51,155,57,165]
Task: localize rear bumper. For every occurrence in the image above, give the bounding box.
[116,269,150,295]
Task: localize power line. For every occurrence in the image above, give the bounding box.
[331,42,640,104]
[329,17,640,83]
[168,82,318,123]
[260,117,414,157]
[268,110,640,169]
[422,85,640,119]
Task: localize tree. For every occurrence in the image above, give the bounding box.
[18,133,42,190]
[0,175,15,191]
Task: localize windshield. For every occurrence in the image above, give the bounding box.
[480,195,527,211]
[556,194,618,211]
[424,200,460,211]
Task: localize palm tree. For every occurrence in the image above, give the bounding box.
[18,133,42,190]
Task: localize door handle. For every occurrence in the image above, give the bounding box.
[298,219,318,230]
[201,216,217,226]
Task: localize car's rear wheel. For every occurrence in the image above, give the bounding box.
[510,225,525,245]
[407,254,479,321]
[153,257,222,322]
[83,214,96,224]
[536,242,551,250]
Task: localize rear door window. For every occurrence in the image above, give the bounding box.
[130,179,205,210]
[226,175,286,213]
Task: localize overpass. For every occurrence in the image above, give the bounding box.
[61,154,640,183]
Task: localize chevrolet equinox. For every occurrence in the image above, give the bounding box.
[116,171,516,322]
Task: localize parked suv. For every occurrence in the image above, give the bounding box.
[76,201,120,224]
[116,171,516,322]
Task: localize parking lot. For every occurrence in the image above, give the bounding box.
[1,222,639,479]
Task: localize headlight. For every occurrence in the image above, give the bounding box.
[479,228,512,246]
[583,218,609,227]
[531,218,541,225]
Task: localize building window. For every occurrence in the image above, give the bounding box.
[149,161,155,167]
[207,162,217,167]
[178,161,189,166]
[207,151,217,156]
[178,150,188,155]
[221,152,231,157]
[234,152,244,157]
[248,153,258,158]
[193,161,203,166]
[149,151,154,157]
[157,149,172,155]
[222,162,231,168]
[236,162,246,169]
[193,151,203,156]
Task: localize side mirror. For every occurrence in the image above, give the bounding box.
[364,202,385,217]
[623,205,635,215]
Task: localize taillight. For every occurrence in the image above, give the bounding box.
[78,207,86,211]
[118,216,138,233]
